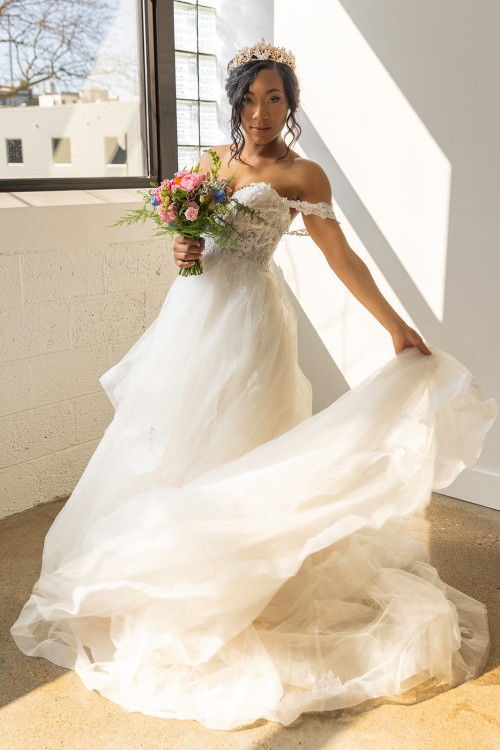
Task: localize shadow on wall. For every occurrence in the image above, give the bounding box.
[272,0,500,505]
[273,110,443,411]
[272,262,350,413]
[296,109,442,343]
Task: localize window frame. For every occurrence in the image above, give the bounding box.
[0,0,178,193]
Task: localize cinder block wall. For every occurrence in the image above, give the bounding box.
[0,193,178,519]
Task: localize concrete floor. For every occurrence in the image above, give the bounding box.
[0,493,498,750]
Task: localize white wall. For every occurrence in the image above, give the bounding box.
[0,192,177,519]
[213,0,273,142]
[274,0,500,509]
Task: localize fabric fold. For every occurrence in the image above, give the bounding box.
[11,344,497,729]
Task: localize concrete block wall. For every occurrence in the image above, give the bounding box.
[0,192,178,519]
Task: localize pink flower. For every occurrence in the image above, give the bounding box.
[157,203,178,223]
[180,172,205,191]
[185,201,199,221]
[157,206,169,222]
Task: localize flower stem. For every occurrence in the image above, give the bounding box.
[178,258,203,277]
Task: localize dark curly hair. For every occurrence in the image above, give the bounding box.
[225,58,301,166]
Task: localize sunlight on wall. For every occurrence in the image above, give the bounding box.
[274,0,451,382]
[275,185,419,387]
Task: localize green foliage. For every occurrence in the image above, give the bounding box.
[203,148,221,181]
[108,148,269,276]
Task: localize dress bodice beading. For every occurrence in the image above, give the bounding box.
[201,181,340,268]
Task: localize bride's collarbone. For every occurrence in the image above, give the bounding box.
[219,165,300,201]
[218,145,303,202]
[223,175,301,202]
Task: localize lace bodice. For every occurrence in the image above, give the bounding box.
[202,181,339,268]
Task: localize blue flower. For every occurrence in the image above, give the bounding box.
[214,188,226,205]
[150,195,159,207]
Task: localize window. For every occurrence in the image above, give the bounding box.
[6,139,23,164]
[0,0,178,191]
[105,136,128,166]
[52,138,72,165]
[174,1,218,171]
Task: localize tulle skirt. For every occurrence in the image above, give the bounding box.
[10,256,497,730]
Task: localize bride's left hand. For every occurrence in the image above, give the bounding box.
[391,325,432,356]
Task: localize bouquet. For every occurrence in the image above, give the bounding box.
[111,149,268,276]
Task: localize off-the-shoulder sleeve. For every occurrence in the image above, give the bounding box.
[283,198,340,236]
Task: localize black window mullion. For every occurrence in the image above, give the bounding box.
[137,0,153,179]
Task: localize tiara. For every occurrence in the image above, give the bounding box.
[227,38,296,72]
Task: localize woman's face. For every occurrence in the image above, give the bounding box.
[239,66,289,144]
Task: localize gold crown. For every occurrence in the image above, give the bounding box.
[228,37,296,72]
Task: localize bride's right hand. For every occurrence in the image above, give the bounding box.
[173,235,205,268]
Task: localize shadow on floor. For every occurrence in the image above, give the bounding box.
[0,498,68,708]
[0,493,498,750]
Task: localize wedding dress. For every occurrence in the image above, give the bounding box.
[10,182,497,731]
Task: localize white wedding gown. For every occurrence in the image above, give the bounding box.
[11,182,497,731]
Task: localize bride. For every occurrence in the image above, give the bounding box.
[10,40,497,731]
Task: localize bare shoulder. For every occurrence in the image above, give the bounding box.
[292,158,332,203]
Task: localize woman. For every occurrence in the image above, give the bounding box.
[11,40,497,731]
